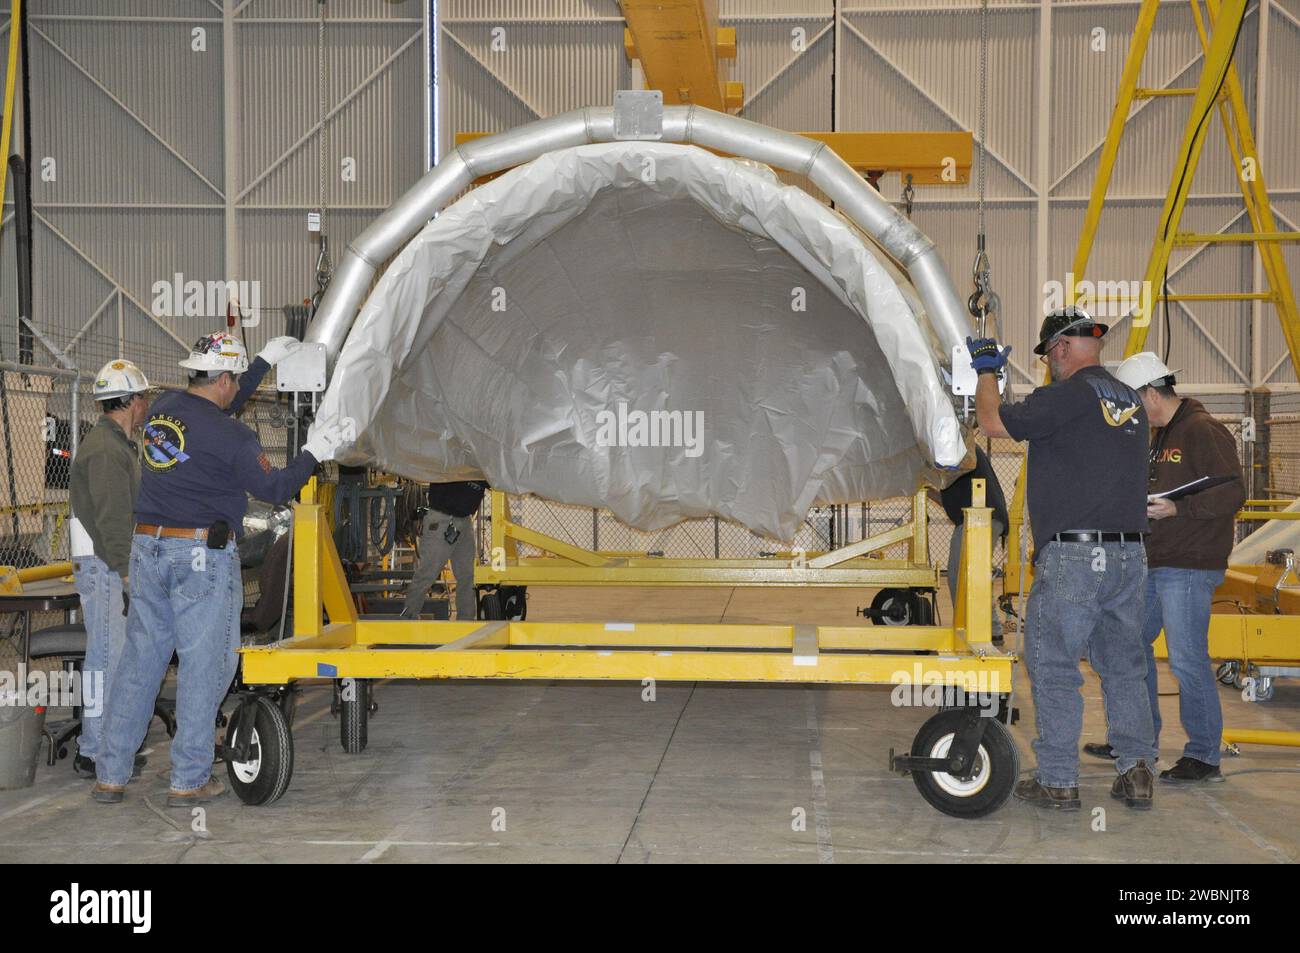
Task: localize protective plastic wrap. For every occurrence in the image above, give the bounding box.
[310,141,967,542]
[1230,501,1300,565]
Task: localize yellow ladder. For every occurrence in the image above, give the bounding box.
[1004,0,1300,596]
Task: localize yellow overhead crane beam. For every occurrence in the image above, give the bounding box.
[457,0,973,188]
[620,0,739,112]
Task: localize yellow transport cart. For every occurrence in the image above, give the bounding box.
[230,479,1019,817]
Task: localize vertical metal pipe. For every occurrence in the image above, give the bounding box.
[70,374,81,462]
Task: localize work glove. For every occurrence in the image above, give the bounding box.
[967,336,1011,375]
[301,424,338,463]
[256,335,300,367]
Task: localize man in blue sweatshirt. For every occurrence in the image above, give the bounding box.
[93,331,329,806]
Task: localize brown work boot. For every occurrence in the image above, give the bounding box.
[1013,777,1081,811]
[1111,762,1155,810]
[166,776,226,808]
[91,781,126,804]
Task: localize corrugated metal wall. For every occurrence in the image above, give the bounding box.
[1,0,427,386]
[438,0,1299,395]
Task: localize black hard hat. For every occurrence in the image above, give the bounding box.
[1032,305,1110,355]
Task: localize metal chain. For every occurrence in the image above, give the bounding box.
[317,0,327,233]
[968,0,999,335]
[311,0,332,312]
[976,0,988,244]
[902,173,914,219]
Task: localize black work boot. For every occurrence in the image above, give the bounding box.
[1083,742,1116,760]
[1014,777,1081,811]
[1111,762,1155,810]
[1159,756,1224,785]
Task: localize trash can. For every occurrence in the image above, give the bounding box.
[0,693,46,790]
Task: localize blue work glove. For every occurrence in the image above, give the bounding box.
[968,336,1011,375]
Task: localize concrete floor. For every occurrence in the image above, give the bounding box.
[2,585,1298,863]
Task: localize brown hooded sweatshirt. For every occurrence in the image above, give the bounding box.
[1145,397,1246,571]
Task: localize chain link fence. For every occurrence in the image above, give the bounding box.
[0,364,294,669]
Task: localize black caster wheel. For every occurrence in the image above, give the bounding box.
[500,585,527,620]
[339,678,370,754]
[478,590,504,620]
[908,709,1019,819]
[225,696,294,806]
[870,588,924,626]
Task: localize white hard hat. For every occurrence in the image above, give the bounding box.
[179,331,249,374]
[1114,351,1179,391]
[92,359,150,401]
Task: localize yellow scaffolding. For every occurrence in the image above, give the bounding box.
[1000,0,1300,750]
[1007,0,1300,590]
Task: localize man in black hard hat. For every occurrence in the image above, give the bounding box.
[968,306,1157,812]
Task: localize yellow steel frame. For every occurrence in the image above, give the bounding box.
[0,560,73,595]
[1005,0,1300,598]
[474,488,939,590]
[621,0,739,111]
[240,480,1008,690]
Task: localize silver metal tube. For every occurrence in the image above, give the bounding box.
[906,252,972,355]
[306,102,972,365]
[0,360,79,380]
[70,374,81,462]
[306,154,473,357]
[681,107,823,176]
[809,150,970,353]
[305,254,378,356]
[457,109,593,178]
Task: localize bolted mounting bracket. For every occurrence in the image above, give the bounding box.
[613,89,663,141]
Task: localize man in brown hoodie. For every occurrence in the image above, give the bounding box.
[1085,352,1245,783]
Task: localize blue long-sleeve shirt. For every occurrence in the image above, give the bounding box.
[135,357,317,533]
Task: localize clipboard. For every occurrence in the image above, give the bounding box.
[1147,474,1236,503]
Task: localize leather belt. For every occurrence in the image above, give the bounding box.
[135,523,208,540]
[1051,531,1145,544]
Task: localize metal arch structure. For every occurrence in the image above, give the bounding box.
[304,101,973,366]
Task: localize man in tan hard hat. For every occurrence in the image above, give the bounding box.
[1084,351,1245,784]
[68,359,152,778]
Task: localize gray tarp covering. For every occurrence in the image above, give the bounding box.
[310,141,966,542]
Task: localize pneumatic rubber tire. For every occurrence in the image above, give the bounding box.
[870,588,919,626]
[908,709,1019,819]
[340,678,370,754]
[226,696,294,806]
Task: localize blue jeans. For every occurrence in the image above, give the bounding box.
[1025,541,1156,787]
[72,554,126,762]
[97,534,242,791]
[1141,567,1225,765]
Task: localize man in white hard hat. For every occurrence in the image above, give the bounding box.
[93,332,333,807]
[1084,352,1245,783]
[67,359,152,778]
